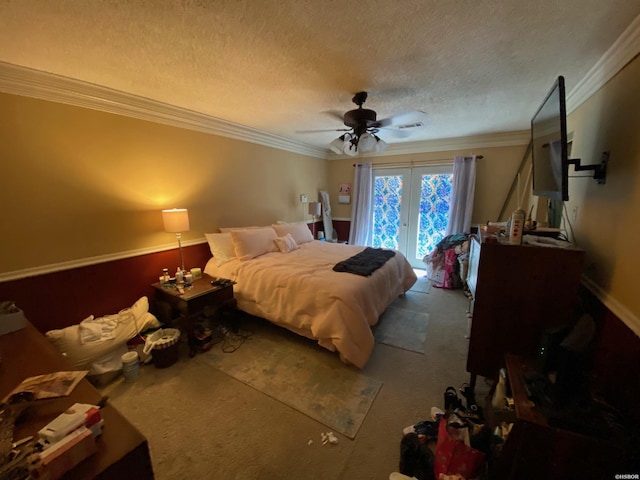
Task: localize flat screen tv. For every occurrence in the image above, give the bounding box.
[531,75,569,202]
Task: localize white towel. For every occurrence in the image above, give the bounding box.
[79,314,118,344]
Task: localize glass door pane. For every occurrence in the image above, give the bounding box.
[406,166,453,267]
[372,169,410,252]
[372,166,453,269]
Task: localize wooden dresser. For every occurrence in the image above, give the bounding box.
[0,322,154,479]
[466,235,585,384]
[486,355,614,479]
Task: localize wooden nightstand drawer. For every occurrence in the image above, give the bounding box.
[151,273,236,356]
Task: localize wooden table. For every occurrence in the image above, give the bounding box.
[0,322,154,479]
[485,354,612,480]
[151,273,236,356]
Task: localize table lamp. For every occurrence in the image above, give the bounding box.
[162,208,190,272]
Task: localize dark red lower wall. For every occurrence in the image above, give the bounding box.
[0,243,211,333]
[2,225,638,425]
[332,219,350,242]
[1,222,323,333]
[586,288,640,424]
[308,219,349,242]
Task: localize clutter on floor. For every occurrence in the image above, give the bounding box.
[193,312,254,354]
[423,234,471,290]
[143,328,181,369]
[44,296,161,383]
[393,383,503,480]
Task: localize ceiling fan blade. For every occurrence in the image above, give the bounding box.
[378,127,413,139]
[324,110,346,122]
[377,111,427,128]
[295,128,351,133]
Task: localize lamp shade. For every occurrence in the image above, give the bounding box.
[162,208,190,233]
[358,132,376,152]
[329,137,345,154]
[374,137,388,153]
[308,202,321,216]
[343,145,358,156]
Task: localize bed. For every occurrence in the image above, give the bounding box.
[203,222,417,368]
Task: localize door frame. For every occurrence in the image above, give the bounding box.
[405,165,454,268]
[373,165,453,269]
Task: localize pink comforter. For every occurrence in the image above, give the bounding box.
[204,241,417,368]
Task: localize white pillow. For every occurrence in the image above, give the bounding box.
[272,222,314,244]
[45,297,160,371]
[231,227,278,261]
[205,232,236,266]
[274,233,299,253]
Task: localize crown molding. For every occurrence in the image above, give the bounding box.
[0,62,327,159]
[327,131,531,159]
[0,238,206,283]
[1,15,637,162]
[567,14,640,113]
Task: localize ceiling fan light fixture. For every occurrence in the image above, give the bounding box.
[329,135,346,154]
[303,91,423,155]
[343,146,358,157]
[374,135,388,153]
[358,132,376,152]
[342,134,358,156]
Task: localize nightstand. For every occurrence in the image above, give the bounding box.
[151,273,236,357]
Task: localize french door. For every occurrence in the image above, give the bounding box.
[372,166,453,269]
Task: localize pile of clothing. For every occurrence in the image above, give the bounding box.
[423,234,471,290]
[396,384,491,480]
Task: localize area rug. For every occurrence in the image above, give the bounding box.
[411,276,432,294]
[374,306,430,354]
[200,323,382,439]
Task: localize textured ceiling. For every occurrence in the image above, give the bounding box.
[1,1,639,151]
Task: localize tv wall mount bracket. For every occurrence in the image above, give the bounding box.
[566,151,609,184]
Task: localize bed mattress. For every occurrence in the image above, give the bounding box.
[204,241,417,367]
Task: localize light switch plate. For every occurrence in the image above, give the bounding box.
[300,194,308,203]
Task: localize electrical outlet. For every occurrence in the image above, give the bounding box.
[300,194,308,203]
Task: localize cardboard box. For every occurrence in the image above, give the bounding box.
[38,427,97,480]
[0,308,27,335]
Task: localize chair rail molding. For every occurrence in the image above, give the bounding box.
[0,239,207,283]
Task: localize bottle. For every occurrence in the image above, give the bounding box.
[492,368,508,409]
[121,351,140,382]
[162,268,170,284]
[509,208,526,245]
[175,267,184,284]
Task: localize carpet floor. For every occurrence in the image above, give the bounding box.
[374,307,429,354]
[200,320,382,439]
[410,275,432,294]
[99,285,485,480]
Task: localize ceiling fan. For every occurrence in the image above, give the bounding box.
[297,91,426,155]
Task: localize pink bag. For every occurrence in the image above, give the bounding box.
[434,249,461,289]
[434,416,485,480]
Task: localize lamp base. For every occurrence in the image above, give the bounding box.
[176,233,185,273]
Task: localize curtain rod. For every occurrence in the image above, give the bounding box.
[353,155,483,168]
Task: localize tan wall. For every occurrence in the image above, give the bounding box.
[326,145,529,225]
[0,93,327,273]
[3,54,638,334]
[326,56,640,334]
[564,55,640,331]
